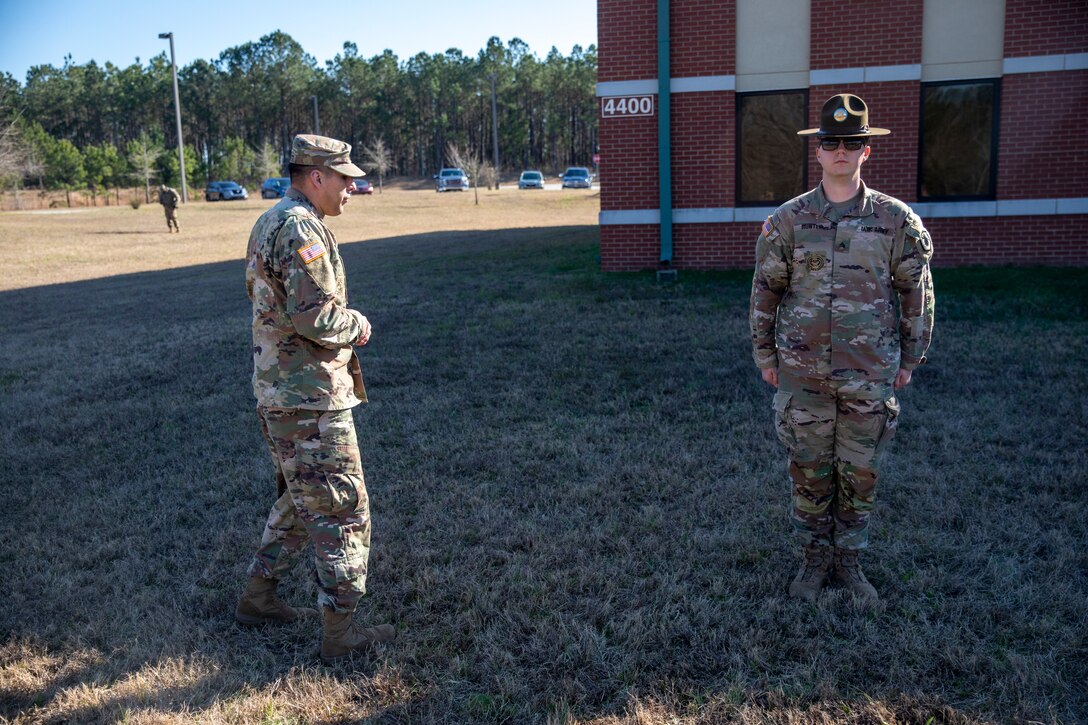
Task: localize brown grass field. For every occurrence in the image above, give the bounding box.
[0,187,1085,724]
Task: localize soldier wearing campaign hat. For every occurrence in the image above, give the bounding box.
[237,134,395,661]
[749,94,935,603]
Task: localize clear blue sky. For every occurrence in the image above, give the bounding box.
[0,1,598,83]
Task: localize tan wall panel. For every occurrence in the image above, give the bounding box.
[737,0,809,88]
[922,0,1005,80]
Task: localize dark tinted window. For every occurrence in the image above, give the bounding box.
[737,91,807,205]
[919,80,999,200]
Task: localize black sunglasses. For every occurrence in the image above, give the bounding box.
[819,137,868,151]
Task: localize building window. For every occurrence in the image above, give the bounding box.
[919,80,999,200]
[736,91,807,206]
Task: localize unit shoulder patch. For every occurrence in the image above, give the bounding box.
[761,215,782,242]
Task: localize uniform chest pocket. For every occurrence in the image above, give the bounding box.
[791,240,832,285]
[844,227,894,273]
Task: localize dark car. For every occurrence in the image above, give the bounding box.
[434,167,470,192]
[518,170,544,189]
[561,167,592,189]
[350,178,373,195]
[260,177,289,199]
[205,181,248,201]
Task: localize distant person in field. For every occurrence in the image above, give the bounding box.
[158,184,180,232]
[749,93,935,603]
[236,134,394,662]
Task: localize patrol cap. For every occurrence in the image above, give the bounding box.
[290,134,365,177]
[798,94,890,137]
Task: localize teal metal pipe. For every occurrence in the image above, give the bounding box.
[657,0,672,265]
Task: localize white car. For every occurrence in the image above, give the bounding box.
[434,168,470,192]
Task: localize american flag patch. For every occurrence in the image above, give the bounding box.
[297,241,326,264]
[762,216,775,236]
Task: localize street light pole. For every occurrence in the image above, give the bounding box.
[158,32,188,202]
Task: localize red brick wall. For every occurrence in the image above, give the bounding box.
[600,225,660,270]
[998,71,1088,199]
[810,0,923,68]
[928,216,1088,265]
[597,0,1086,272]
[599,112,659,211]
[603,215,1088,272]
[672,91,734,208]
[1004,0,1088,57]
[806,82,920,202]
[601,223,757,271]
[598,0,658,82]
[671,0,735,77]
[671,223,756,269]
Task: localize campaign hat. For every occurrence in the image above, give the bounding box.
[290,134,365,177]
[798,93,890,137]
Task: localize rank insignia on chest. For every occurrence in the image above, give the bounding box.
[297,240,327,264]
[804,251,827,271]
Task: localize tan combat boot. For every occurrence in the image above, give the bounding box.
[320,609,395,663]
[832,548,879,601]
[789,542,832,602]
[235,576,317,625]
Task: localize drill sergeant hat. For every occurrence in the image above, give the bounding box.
[798,93,890,138]
[290,134,366,177]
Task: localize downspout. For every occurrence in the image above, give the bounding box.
[657,0,672,266]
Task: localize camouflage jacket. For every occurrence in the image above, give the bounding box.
[749,183,935,381]
[159,188,180,209]
[246,188,367,409]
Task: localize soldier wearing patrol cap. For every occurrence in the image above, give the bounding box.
[158,184,180,232]
[749,94,935,603]
[236,134,395,661]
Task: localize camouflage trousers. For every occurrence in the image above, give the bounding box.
[247,406,371,613]
[772,374,900,550]
[163,207,178,231]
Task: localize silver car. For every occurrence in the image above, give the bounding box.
[518,170,545,189]
[434,168,470,192]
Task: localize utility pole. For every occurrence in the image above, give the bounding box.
[489,73,500,188]
[158,32,188,202]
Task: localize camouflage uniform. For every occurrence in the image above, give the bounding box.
[245,185,371,614]
[159,186,180,232]
[750,182,934,549]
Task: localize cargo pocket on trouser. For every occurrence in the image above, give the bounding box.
[312,469,371,611]
[773,390,796,450]
[295,443,365,516]
[874,395,901,457]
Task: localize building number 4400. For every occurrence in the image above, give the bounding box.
[601,95,655,118]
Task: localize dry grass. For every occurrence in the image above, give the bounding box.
[0,184,600,290]
[0,189,1085,724]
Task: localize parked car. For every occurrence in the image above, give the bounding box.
[561,167,592,189]
[205,181,248,201]
[350,178,373,195]
[433,167,470,192]
[518,170,545,189]
[260,177,289,199]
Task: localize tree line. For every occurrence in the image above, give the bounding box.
[0,32,598,200]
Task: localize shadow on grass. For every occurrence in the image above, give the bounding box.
[0,229,1085,723]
